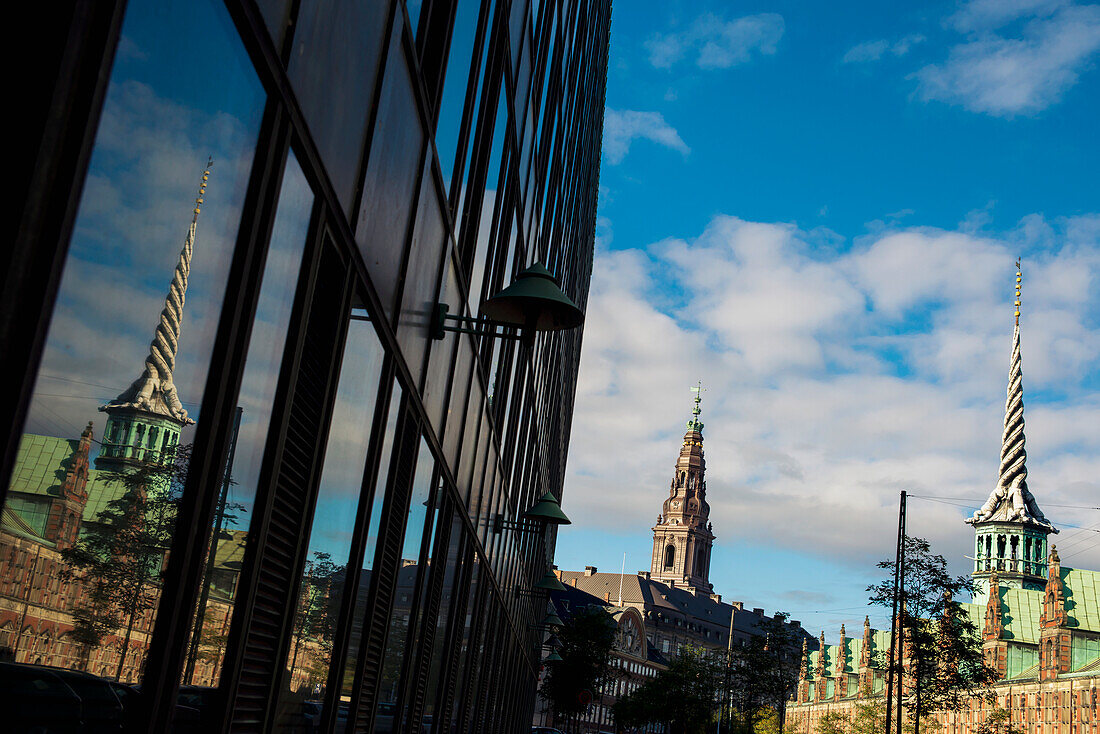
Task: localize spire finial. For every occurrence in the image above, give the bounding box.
[101,158,213,425]
[687,381,705,431]
[1015,258,1022,327]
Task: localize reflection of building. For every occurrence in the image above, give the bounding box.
[788,274,1100,734]
[0,164,241,684]
[7,0,611,730]
[546,395,813,731]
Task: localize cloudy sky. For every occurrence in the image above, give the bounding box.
[555,0,1100,635]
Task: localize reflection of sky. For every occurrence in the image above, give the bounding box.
[224,153,313,519]
[306,318,387,562]
[24,0,264,452]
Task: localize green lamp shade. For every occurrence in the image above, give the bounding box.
[543,611,565,628]
[545,650,564,662]
[544,634,563,650]
[482,263,584,331]
[534,570,568,592]
[522,491,571,525]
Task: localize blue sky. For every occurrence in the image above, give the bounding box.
[557,0,1100,634]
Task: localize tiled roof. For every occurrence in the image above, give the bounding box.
[1003,588,1042,643]
[1064,568,1100,632]
[8,434,77,498]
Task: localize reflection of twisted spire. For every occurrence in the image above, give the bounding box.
[101,161,211,425]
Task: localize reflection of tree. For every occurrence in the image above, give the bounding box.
[60,444,190,679]
[288,551,343,693]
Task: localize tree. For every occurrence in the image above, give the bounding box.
[723,612,803,733]
[868,536,997,733]
[812,693,895,734]
[976,707,1023,734]
[287,551,342,692]
[61,444,189,679]
[540,605,618,731]
[614,646,721,734]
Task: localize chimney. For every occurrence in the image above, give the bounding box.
[731,601,743,611]
[791,620,801,628]
[554,569,563,580]
[753,608,764,616]
[584,566,597,576]
[639,571,650,580]
[605,592,611,602]
[571,578,577,587]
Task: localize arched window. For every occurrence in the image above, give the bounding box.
[664,544,675,569]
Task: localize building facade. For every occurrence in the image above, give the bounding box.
[544,397,814,731]
[787,269,1100,734]
[3,0,610,731]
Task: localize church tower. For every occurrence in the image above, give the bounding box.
[97,161,212,472]
[651,384,715,592]
[967,262,1057,605]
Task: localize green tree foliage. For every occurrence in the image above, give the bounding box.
[868,536,997,730]
[614,646,721,734]
[723,611,803,732]
[288,551,343,690]
[812,695,896,734]
[60,444,189,679]
[540,605,619,725]
[976,707,1023,734]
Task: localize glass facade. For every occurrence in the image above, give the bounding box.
[2,0,609,731]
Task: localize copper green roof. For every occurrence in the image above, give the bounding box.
[1063,568,1100,632]
[8,434,78,498]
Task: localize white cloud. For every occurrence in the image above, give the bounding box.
[843,40,890,64]
[645,12,784,70]
[843,35,925,64]
[564,213,1100,583]
[947,0,1070,31]
[602,109,690,165]
[915,3,1100,115]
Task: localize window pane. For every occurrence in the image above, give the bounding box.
[277,305,386,725]
[336,384,403,734]
[421,508,465,721]
[183,151,313,687]
[289,0,388,216]
[373,437,436,730]
[0,0,264,685]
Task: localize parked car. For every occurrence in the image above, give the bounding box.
[109,681,202,733]
[48,667,125,733]
[0,661,83,734]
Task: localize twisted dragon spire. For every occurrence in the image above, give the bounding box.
[101,159,212,425]
[968,261,1055,530]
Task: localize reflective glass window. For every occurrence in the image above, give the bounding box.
[336,384,403,733]
[373,437,437,727]
[183,152,313,687]
[0,0,264,685]
[289,0,388,216]
[277,303,386,724]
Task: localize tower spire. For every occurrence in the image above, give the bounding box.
[101,159,212,425]
[688,381,704,431]
[650,382,714,592]
[968,261,1053,530]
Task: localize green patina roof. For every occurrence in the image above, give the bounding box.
[1002,587,1042,642]
[8,434,78,498]
[81,472,128,524]
[1063,568,1100,632]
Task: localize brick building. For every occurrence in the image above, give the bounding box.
[788,270,1100,733]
